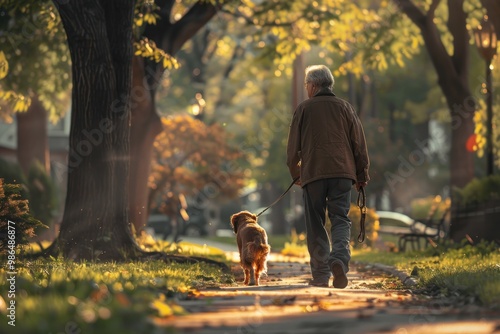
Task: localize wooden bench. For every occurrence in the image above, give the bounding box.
[398,206,450,252]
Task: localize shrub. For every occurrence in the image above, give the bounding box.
[347,203,379,248]
[453,175,500,206]
[0,158,58,227]
[410,195,450,220]
[27,160,59,227]
[0,178,46,254]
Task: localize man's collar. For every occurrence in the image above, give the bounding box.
[313,87,335,97]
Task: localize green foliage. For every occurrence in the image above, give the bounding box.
[0,257,231,333]
[26,161,58,227]
[281,230,308,258]
[0,179,46,254]
[0,158,58,227]
[133,38,180,69]
[0,158,27,189]
[410,195,450,220]
[346,203,379,248]
[0,1,71,122]
[235,0,422,74]
[453,175,500,206]
[352,241,500,308]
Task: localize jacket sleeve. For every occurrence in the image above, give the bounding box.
[349,110,370,183]
[286,108,301,180]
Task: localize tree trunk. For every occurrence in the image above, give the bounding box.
[447,95,476,189]
[16,94,50,175]
[53,0,140,261]
[128,1,219,234]
[395,0,475,190]
[129,56,163,233]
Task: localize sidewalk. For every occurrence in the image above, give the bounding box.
[161,239,500,334]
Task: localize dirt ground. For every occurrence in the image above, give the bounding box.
[155,249,500,334]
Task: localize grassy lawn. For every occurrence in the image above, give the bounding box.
[0,239,233,334]
[1,235,497,333]
[352,241,500,308]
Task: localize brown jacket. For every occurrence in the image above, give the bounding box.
[286,88,370,187]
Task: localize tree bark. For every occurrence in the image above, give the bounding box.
[53,0,140,260]
[129,1,219,234]
[16,94,50,175]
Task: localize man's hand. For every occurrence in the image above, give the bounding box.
[294,177,301,186]
[356,182,367,191]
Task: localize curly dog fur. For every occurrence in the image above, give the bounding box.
[230,211,271,286]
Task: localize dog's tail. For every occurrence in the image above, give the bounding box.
[245,238,271,272]
[247,239,271,257]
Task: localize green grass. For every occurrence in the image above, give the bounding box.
[0,240,233,334]
[352,241,500,308]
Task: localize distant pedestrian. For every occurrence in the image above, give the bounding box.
[286,65,370,288]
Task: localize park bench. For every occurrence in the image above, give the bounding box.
[398,205,450,252]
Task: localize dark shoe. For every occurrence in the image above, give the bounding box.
[308,279,329,287]
[331,262,348,289]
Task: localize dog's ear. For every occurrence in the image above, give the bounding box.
[249,212,257,220]
[230,213,240,234]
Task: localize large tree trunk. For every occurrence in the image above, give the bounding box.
[129,1,219,234]
[396,0,475,190]
[53,0,140,261]
[16,94,50,175]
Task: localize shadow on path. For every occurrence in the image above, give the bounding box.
[156,241,500,334]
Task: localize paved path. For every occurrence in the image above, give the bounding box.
[159,240,500,334]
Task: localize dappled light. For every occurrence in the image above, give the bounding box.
[1,0,499,332]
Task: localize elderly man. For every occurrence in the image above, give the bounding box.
[286,65,370,288]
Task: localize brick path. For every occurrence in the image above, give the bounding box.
[156,244,500,334]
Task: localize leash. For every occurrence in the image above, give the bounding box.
[256,177,300,217]
[357,186,367,243]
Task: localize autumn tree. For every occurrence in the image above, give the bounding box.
[128,0,234,234]
[148,114,244,235]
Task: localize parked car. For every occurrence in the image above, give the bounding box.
[146,211,207,240]
[376,211,435,235]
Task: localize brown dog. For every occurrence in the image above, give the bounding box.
[230,211,271,286]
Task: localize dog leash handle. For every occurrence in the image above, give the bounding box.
[357,186,367,243]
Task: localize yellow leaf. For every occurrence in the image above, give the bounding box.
[151,299,173,317]
[0,51,9,79]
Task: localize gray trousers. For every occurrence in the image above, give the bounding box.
[302,178,352,282]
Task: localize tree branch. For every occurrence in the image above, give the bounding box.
[393,0,461,97]
[165,1,220,55]
[428,0,441,19]
[393,0,427,29]
[447,0,468,78]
